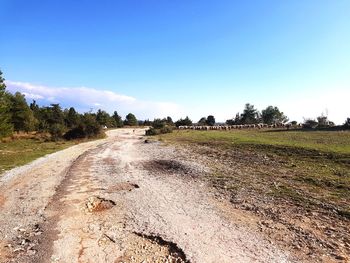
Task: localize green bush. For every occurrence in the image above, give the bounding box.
[160,126,173,134]
[152,118,166,129]
[64,125,86,140]
[146,125,173,136]
[303,119,318,129]
[49,124,66,141]
[146,127,158,136]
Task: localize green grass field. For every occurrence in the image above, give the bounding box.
[159,129,350,154]
[158,129,350,217]
[0,139,78,173]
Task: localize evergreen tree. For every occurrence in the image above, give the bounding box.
[48,104,64,125]
[124,113,138,126]
[65,107,80,128]
[206,115,215,126]
[82,113,102,137]
[47,104,65,140]
[198,117,207,125]
[112,111,124,127]
[96,109,109,126]
[240,103,259,124]
[143,119,151,126]
[0,70,13,137]
[166,116,173,125]
[9,92,37,132]
[175,116,192,127]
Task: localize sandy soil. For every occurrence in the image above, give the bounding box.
[0,129,292,263]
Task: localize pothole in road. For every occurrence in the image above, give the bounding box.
[136,233,188,263]
[83,196,116,212]
[142,160,193,175]
[107,182,139,192]
[116,232,189,263]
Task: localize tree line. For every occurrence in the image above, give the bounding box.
[169,103,289,128]
[1,69,348,139]
[147,102,348,135]
[0,70,139,140]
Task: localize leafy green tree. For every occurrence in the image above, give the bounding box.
[175,116,192,127]
[0,70,13,137]
[206,115,215,126]
[241,103,259,124]
[124,113,138,126]
[112,111,124,127]
[9,92,37,132]
[261,106,288,125]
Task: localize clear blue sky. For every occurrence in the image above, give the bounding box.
[1,0,349,123]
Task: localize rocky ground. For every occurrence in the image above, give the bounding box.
[0,128,294,263]
[168,142,350,263]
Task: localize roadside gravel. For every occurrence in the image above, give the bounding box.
[0,129,292,263]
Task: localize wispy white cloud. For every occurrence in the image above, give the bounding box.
[5,80,185,120]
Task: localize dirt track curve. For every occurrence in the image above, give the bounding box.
[0,129,292,263]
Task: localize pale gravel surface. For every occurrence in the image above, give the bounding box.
[0,129,293,263]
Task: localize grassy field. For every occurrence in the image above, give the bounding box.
[158,129,350,216]
[0,138,78,173]
[158,129,350,260]
[159,129,350,154]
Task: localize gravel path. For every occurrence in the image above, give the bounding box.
[0,129,292,263]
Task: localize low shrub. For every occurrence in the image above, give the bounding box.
[160,126,173,134]
[64,125,86,140]
[146,125,173,136]
[146,127,158,136]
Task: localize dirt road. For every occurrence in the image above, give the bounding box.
[0,129,292,263]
